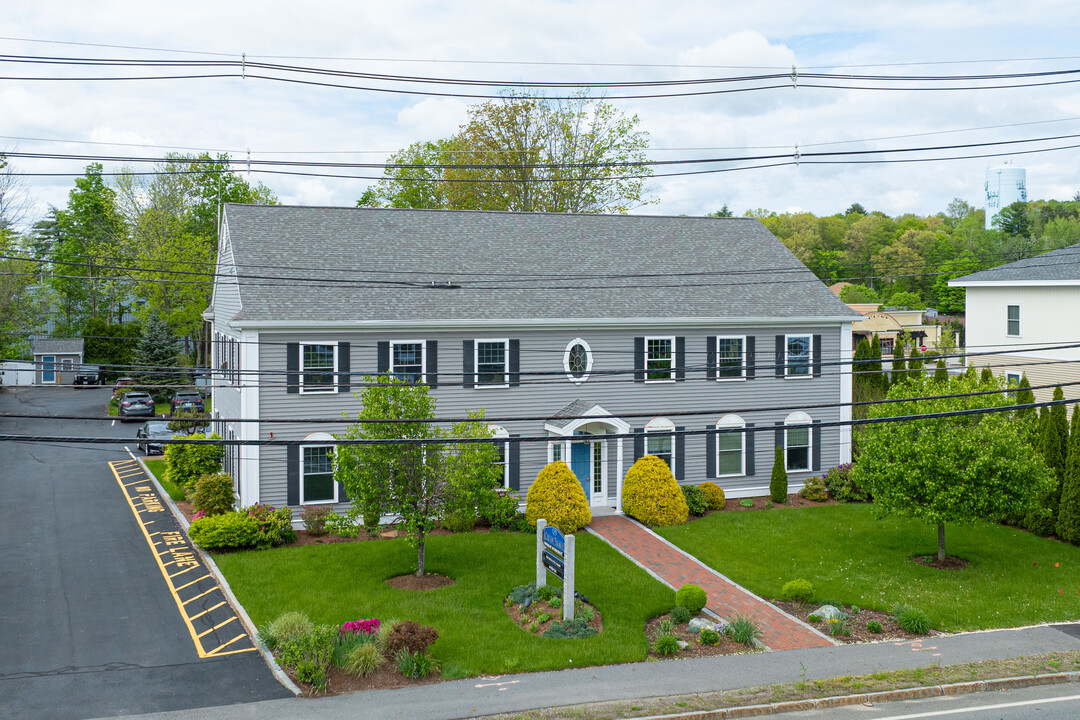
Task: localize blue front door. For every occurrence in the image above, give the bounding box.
[41,356,56,384]
[570,443,590,500]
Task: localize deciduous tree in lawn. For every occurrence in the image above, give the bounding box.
[853,373,1053,563]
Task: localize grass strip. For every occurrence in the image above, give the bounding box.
[143,457,184,501]
[484,651,1080,720]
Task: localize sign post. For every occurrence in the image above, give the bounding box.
[537,519,575,621]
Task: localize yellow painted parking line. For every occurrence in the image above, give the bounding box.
[107,461,257,660]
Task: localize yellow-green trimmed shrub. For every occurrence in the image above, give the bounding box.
[675,584,707,614]
[525,461,592,534]
[698,481,726,510]
[622,455,689,526]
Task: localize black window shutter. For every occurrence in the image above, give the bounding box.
[746,336,756,379]
[706,426,716,478]
[746,423,755,475]
[675,427,685,480]
[812,334,822,377]
[377,341,390,375]
[286,342,300,394]
[633,428,644,460]
[508,436,521,491]
[675,337,686,381]
[706,336,717,381]
[775,422,784,449]
[775,335,785,378]
[287,445,300,506]
[338,342,350,393]
[634,337,645,382]
[426,340,438,388]
[462,340,474,389]
[509,339,520,387]
[812,422,822,472]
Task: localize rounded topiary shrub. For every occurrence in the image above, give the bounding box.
[189,511,259,550]
[675,584,707,615]
[191,472,236,517]
[682,484,709,516]
[622,455,688,526]
[781,578,815,603]
[698,481,726,510]
[525,461,592,534]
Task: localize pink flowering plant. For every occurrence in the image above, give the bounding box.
[192,509,207,521]
[339,618,380,639]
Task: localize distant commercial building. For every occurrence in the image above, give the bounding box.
[984,164,1027,230]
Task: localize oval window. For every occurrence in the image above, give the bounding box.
[564,338,593,382]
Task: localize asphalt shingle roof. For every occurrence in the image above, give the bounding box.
[31,338,84,356]
[951,244,1080,284]
[547,399,599,429]
[220,204,859,325]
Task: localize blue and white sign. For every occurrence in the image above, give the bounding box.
[535,519,577,622]
[543,525,564,555]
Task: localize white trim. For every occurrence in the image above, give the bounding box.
[644,335,677,383]
[949,279,1080,287]
[474,338,510,389]
[299,341,339,394]
[563,338,593,384]
[838,325,853,465]
[40,355,57,384]
[784,411,813,472]
[715,334,747,381]
[715,414,746,478]
[238,329,261,507]
[390,339,427,384]
[784,333,813,379]
[233,315,861,331]
[299,442,339,505]
[544,403,632,436]
[644,417,676,474]
[1006,304,1021,338]
[489,425,511,488]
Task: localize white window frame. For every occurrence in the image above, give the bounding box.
[1006,372,1022,387]
[490,425,510,488]
[645,416,676,472]
[784,411,812,472]
[475,338,509,389]
[300,341,338,394]
[1007,304,1021,337]
[715,335,747,381]
[785,334,813,379]
[644,336,676,383]
[548,440,565,464]
[300,440,338,505]
[391,340,426,384]
[715,414,746,477]
[563,338,593,384]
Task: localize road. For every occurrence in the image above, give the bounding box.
[0,386,290,719]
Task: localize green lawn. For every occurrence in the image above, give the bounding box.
[656,504,1080,632]
[143,458,185,501]
[214,532,674,678]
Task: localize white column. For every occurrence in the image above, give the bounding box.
[838,324,853,465]
[563,534,575,622]
[536,519,547,588]
[615,437,624,513]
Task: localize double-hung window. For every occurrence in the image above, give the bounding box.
[301,343,336,393]
[301,445,337,504]
[645,337,675,382]
[645,417,675,471]
[392,342,425,383]
[476,340,508,387]
[786,335,812,377]
[1007,305,1020,337]
[784,412,812,472]
[716,414,745,476]
[716,336,746,380]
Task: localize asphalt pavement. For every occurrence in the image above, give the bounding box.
[0,386,291,719]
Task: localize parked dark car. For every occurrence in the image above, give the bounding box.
[135,420,174,455]
[170,390,205,415]
[118,391,156,421]
[74,364,103,385]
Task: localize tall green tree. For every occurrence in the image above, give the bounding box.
[1056,406,1080,543]
[770,445,788,503]
[1027,386,1070,535]
[132,312,182,394]
[853,373,1054,562]
[1014,374,1036,421]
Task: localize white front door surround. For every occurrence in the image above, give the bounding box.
[544,404,629,510]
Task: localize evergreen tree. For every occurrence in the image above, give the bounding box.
[964,363,978,381]
[891,333,907,385]
[980,366,994,385]
[870,333,887,394]
[853,338,873,419]
[770,445,788,504]
[1014,374,1036,420]
[908,348,923,379]
[1056,406,1080,544]
[132,313,182,396]
[1026,387,1068,536]
[934,359,948,383]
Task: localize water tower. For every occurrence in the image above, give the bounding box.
[984,164,1027,229]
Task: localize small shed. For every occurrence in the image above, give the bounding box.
[31,338,85,385]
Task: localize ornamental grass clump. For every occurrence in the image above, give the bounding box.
[894,605,932,635]
[525,462,592,533]
[342,642,384,678]
[622,455,688,526]
[725,614,762,646]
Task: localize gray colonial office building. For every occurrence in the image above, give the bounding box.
[205,204,860,514]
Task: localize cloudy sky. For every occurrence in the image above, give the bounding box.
[4,1,1080,225]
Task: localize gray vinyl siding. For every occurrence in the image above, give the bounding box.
[253,325,845,508]
[211,225,242,324]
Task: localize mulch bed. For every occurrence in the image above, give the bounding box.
[772,600,942,643]
[721,493,841,512]
[505,596,604,636]
[911,554,970,570]
[386,573,455,591]
[280,653,443,696]
[644,612,757,659]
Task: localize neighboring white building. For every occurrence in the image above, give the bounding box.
[984,164,1027,230]
[949,244,1080,404]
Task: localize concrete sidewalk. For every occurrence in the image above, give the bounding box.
[104,623,1080,720]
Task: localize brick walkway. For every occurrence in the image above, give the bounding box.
[587,514,834,651]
